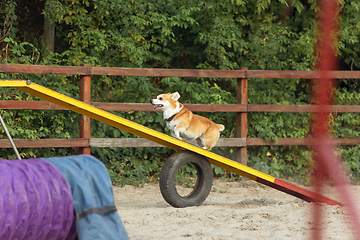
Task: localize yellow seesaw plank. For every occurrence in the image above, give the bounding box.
[0,80,342,205]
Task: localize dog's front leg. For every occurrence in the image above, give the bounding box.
[170,129,176,138]
[173,130,182,140]
[174,124,187,140]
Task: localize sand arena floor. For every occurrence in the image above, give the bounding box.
[113,179,359,239]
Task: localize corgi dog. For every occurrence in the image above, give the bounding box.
[150,92,225,150]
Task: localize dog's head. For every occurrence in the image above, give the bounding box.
[150,92,180,110]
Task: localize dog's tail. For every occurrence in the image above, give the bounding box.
[217,124,225,132]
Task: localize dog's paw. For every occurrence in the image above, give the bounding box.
[174,135,182,140]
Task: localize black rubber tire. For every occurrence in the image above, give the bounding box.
[159,150,213,208]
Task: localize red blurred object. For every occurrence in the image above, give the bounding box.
[312,0,360,239]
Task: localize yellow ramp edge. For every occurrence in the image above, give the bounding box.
[0,80,275,183]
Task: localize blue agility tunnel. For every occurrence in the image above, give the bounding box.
[0,155,129,240]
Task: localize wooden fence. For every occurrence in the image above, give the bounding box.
[1,63,360,165]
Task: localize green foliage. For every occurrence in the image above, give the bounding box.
[2,37,41,64]
[339,1,360,70]
[0,0,17,41]
[95,146,166,187]
[1,0,360,185]
[334,88,360,181]
[175,163,198,187]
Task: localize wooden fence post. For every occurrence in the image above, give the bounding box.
[79,63,91,155]
[236,67,248,165]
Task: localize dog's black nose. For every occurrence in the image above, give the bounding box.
[150,99,153,104]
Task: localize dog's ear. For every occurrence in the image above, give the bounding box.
[171,92,180,101]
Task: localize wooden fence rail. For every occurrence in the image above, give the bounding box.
[1,63,360,164]
[2,63,360,78]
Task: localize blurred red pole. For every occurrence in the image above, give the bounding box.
[313,0,360,239]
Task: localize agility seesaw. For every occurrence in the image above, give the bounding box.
[0,80,342,207]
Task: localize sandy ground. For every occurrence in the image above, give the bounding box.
[113,179,359,240]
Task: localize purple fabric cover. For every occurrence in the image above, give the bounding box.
[26,159,75,240]
[0,163,29,240]
[0,173,6,236]
[4,160,40,239]
[0,171,15,239]
[0,159,75,240]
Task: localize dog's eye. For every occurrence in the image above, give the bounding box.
[159,97,163,100]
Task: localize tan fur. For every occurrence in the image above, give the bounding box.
[150,92,225,150]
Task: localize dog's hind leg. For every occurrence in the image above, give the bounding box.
[196,137,206,149]
[203,129,220,150]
